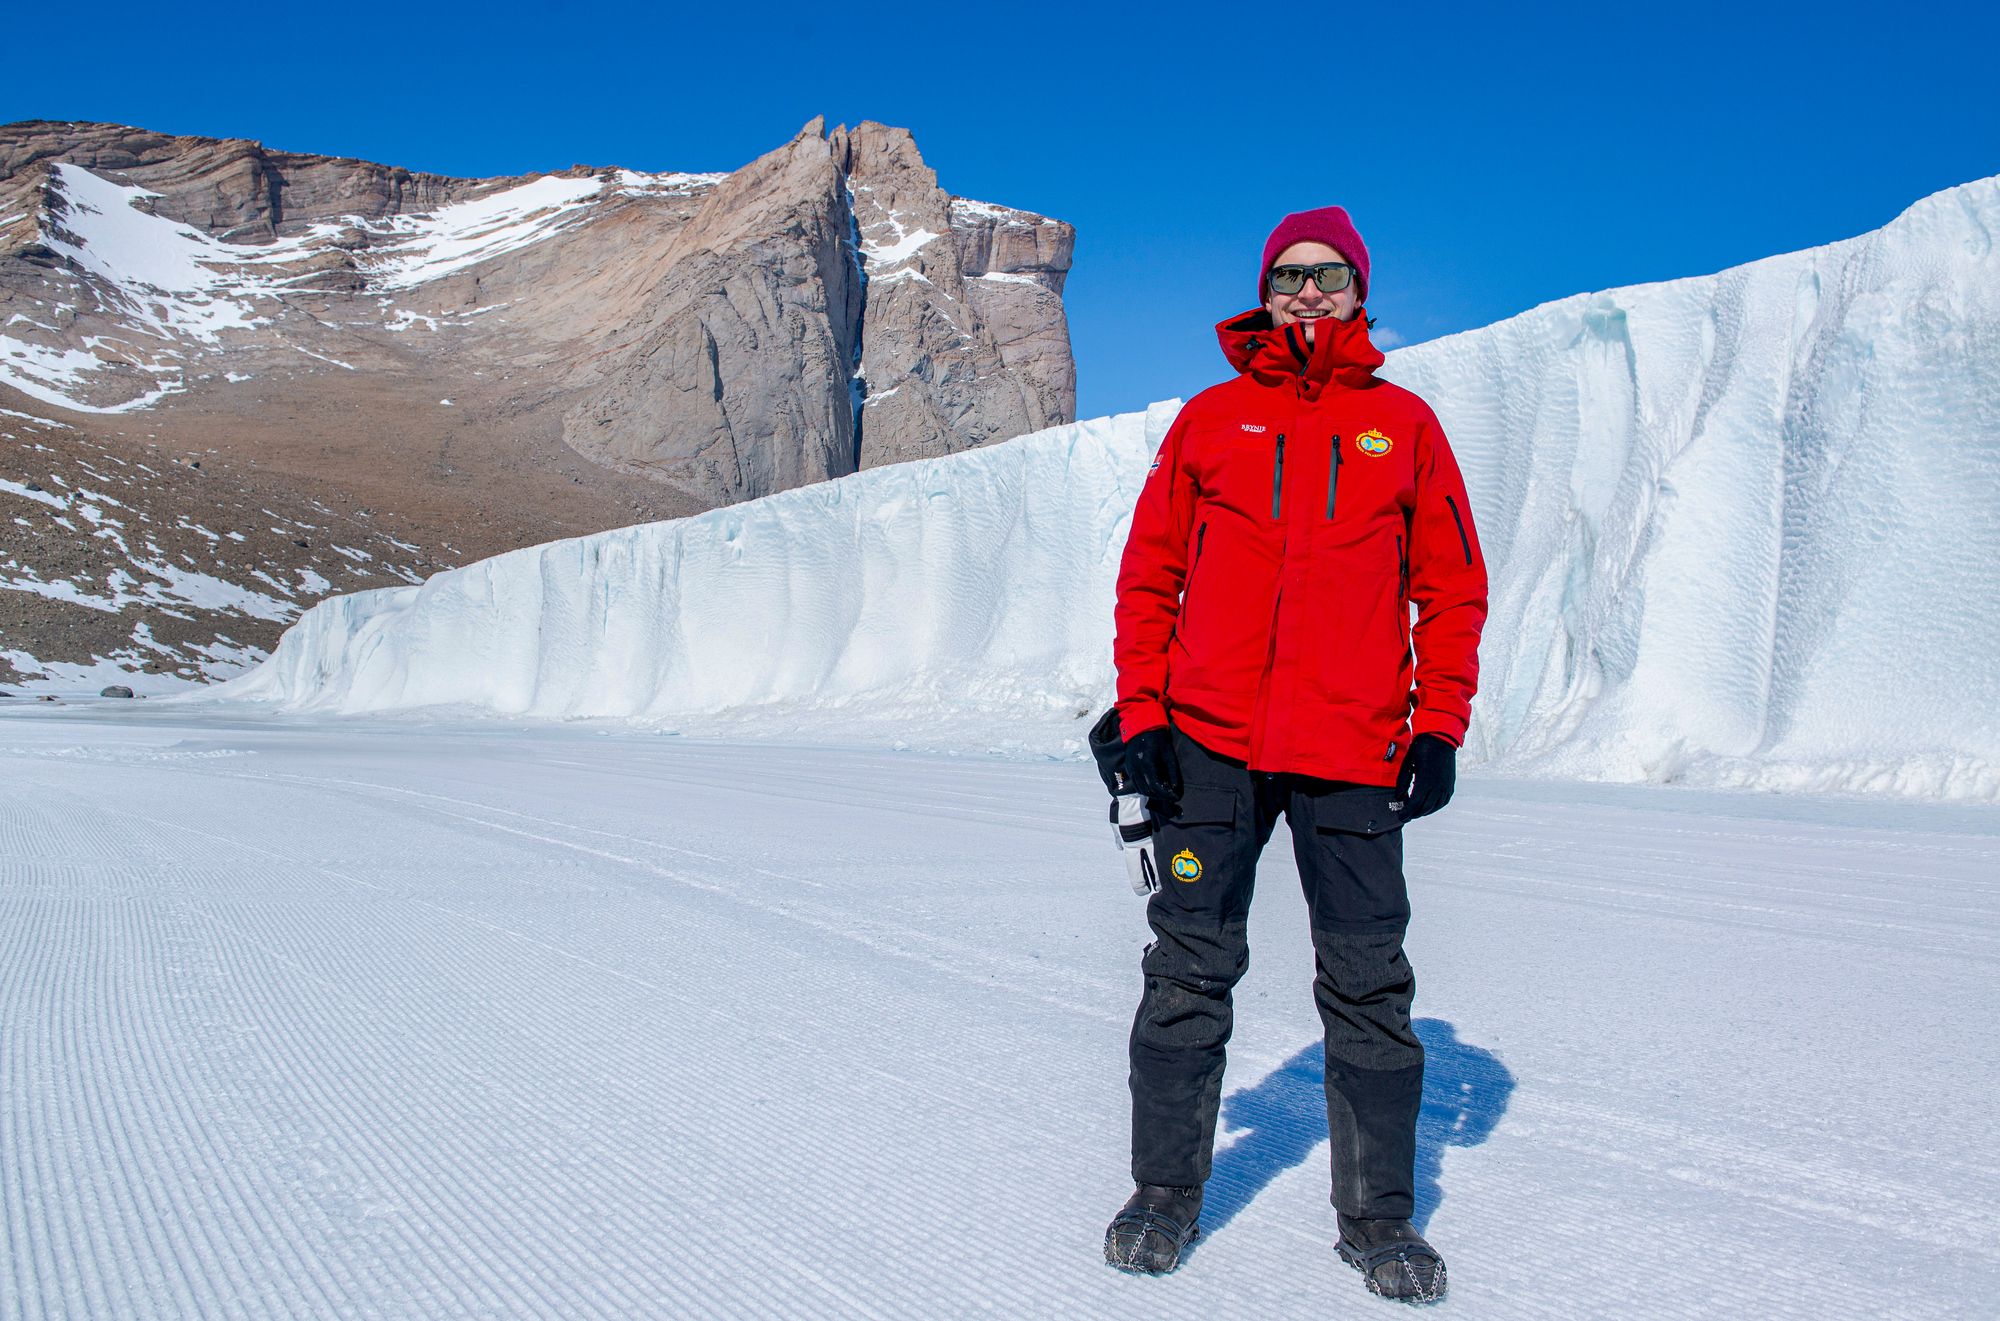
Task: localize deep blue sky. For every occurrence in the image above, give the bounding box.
[7,2,1995,419]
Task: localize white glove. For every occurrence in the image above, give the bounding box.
[1112,793,1159,895]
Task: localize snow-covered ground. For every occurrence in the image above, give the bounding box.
[199,173,2000,800]
[3,705,1996,1318]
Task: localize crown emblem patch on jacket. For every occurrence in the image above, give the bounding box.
[1356,429,1393,456]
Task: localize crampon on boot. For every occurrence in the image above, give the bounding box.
[1337,1214,1446,1303]
[1103,1183,1202,1274]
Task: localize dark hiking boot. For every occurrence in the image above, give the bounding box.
[1104,1183,1203,1274]
[1337,1214,1447,1303]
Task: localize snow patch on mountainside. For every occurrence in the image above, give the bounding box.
[204,176,2000,798]
[0,164,709,412]
[359,175,605,289]
[38,164,265,341]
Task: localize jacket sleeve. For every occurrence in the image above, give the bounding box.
[1406,412,1488,747]
[1113,408,1199,738]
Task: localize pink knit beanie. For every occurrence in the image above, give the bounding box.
[1259,206,1370,306]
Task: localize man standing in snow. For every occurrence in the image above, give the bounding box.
[1104,207,1487,1302]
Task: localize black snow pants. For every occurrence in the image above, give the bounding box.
[1129,727,1424,1220]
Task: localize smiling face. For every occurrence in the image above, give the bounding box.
[1263,240,1361,343]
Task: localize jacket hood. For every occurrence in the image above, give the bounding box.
[1216,308,1386,394]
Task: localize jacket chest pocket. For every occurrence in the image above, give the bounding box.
[1193,434,1287,522]
[1328,434,1414,522]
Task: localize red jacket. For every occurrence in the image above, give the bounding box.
[1114,309,1488,784]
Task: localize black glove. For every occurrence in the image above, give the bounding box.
[1123,726,1183,811]
[1393,734,1457,820]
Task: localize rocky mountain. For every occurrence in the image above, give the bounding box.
[0,118,1075,691]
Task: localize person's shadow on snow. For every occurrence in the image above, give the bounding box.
[1198,1018,1514,1239]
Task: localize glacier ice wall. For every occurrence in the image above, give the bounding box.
[210,177,2000,796]
[214,404,1175,748]
[1381,175,2000,795]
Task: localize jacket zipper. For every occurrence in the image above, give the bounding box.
[1271,434,1286,520]
[1397,533,1408,597]
[1178,521,1208,638]
[1444,494,1473,566]
[1325,435,1342,520]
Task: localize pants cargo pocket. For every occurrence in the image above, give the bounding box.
[1148,785,1244,919]
[1291,784,1421,1072]
[1297,786,1409,931]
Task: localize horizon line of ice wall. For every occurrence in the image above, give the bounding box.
[206,176,2000,798]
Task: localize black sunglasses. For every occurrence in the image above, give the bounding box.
[1267,262,1355,296]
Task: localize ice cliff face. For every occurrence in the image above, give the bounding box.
[211,176,2000,798]
[214,404,1171,737]
[1380,174,2000,794]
